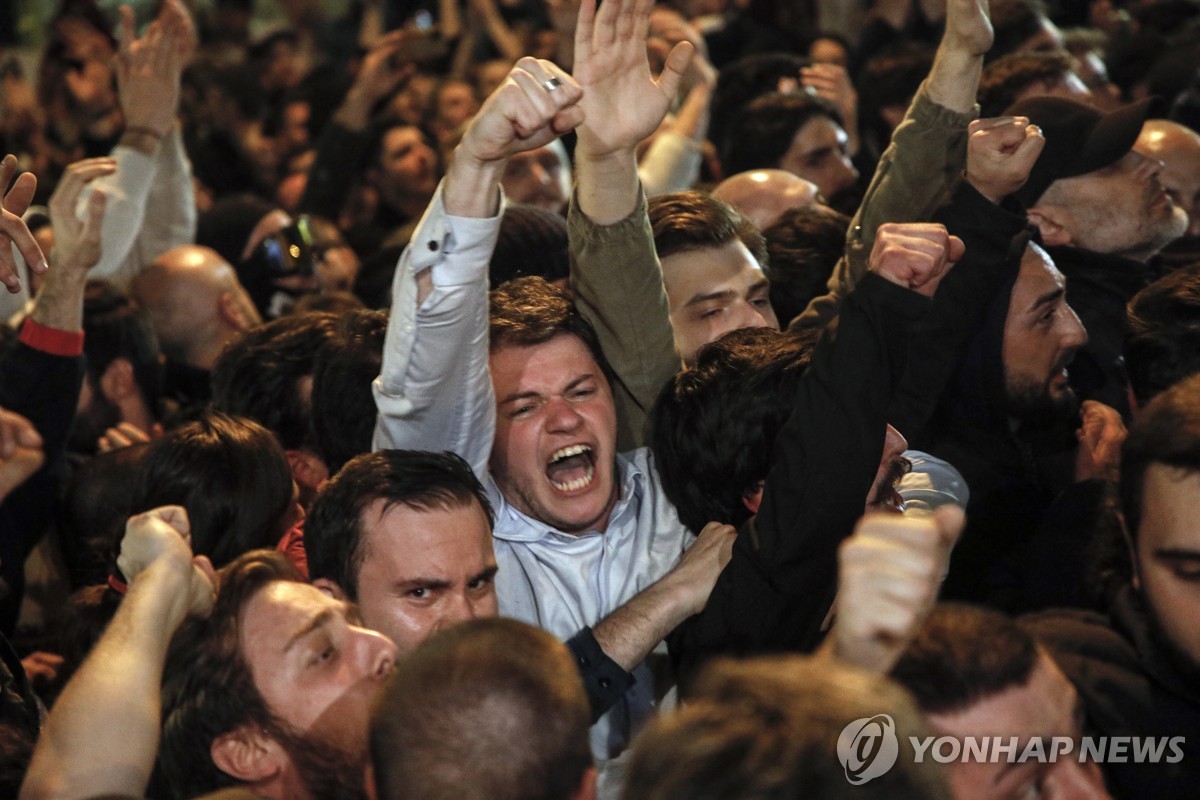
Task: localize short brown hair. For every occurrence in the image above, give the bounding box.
[159,551,302,799]
[488,276,614,382]
[371,618,592,800]
[648,191,768,269]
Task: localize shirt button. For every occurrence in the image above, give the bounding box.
[428,240,439,251]
[599,677,611,689]
[578,655,590,667]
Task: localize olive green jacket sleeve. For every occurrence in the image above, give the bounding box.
[569,187,681,452]
[791,82,978,333]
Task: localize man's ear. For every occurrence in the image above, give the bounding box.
[741,481,765,515]
[1027,207,1074,247]
[218,290,256,332]
[211,725,284,784]
[286,449,329,497]
[98,357,138,403]
[312,577,347,600]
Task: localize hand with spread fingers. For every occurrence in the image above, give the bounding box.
[572,0,693,161]
[48,157,113,275]
[869,222,965,299]
[0,154,48,294]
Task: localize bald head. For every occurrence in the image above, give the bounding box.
[711,169,822,231]
[133,245,261,368]
[1137,120,1200,238]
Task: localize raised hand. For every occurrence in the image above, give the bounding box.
[572,0,693,160]
[965,116,1046,204]
[800,63,858,152]
[1075,400,1126,482]
[0,406,44,502]
[115,6,180,144]
[829,506,964,673]
[48,157,112,274]
[337,30,416,130]
[458,57,583,165]
[0,154,47,294]
[117,506,217,620]
[944,0,994,56]
[868,222,965,298]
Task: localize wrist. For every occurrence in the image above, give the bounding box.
[120,127,164,155]
[444,150,507,217]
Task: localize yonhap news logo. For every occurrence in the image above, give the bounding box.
[837,715,900,785]
[836,716,1186,785]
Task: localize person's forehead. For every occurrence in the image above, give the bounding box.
[1013,246,1065,301]
[385,127,424,149]
[490,334,603,391]
[1138,464,1200,548]
[793,116,847,150]
[361,497,493,564]
[240,580,342,656]
[661,240,765,295]
[930,653,1077,739]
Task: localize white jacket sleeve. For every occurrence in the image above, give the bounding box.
[76,144,156,288]
[133,129,196,269]
[372,181,500,480]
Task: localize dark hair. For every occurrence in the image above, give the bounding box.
[762,205,850,327]
[132,413,295,567]
[60,443,150,588]
[979,51,1079,117]
[371,618,592,800]
[1125,263,1200,407]
[211,311,337,451]
[720,93,843,178]
[650,327,813,534]
[1119,372,1200,540]
[988,0,1055,62]
[160,551,301,799]
[648,192,768,269]
[306,450,493,600]
[710,54,808,153]
[310,309,388,473]
[490,204,570,288]
[488,277,615,383]
[890,604,1040,715]
[365,117,436,172]
[82,281,164,414]
[624,656,948,800]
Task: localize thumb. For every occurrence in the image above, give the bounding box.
[932,504,966,550]
[1009,125,1046,178]
[656,40,694,99]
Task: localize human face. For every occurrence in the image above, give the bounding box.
[866,424,909,513]
[1002,244,1088,422]
[777,116,859,213]
[501,146,569,213]
[1038,150,1188,262]
[436,81,480,131]
[490,334,619,534]
[1136,121,1200,238]
[927,653,1110,800]
[661,240,779,364]
[353,498,499,655]
[240,581,397,754]
[374,126,438,204]
[1133,465,1200,671]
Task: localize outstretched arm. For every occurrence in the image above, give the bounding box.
[20,507,215,800]
[569,0,687,449]
[792,0,993,333]
[373,59,585,476]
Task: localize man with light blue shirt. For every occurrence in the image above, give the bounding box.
[370,0,733,776]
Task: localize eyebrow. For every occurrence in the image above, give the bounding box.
[471,565,500,583]
[993,741,1051,785]
[497,374,596,407]
[1154,548,1200,560]
[283,607,336,654]
[1028,287,1065,313]
[684,288,738,309]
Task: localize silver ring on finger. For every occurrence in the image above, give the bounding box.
[542,76,562,93]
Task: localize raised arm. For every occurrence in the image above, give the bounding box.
[569,0,689,449]
[373,59,584,476]
[20,507,215,800]
[792,0,993,333]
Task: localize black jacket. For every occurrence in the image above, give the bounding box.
[1049,244,1156,421]
[1023,587,1200,800]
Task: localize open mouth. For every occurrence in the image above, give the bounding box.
[546,444,595,493]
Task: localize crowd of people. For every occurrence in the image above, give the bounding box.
[1,0,1200,797]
